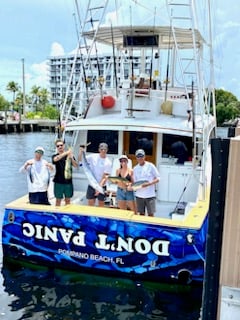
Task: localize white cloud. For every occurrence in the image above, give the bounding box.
[50,42,65,56]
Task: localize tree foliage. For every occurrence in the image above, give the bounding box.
[215,89,240,126]
[0,95,10,111]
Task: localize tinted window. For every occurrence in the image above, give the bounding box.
[162,134,192,159]
[129,132,153,155]
[87,130,118,154]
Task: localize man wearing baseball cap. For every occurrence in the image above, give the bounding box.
[133,149,160,216]
[20,146,53,205]
[79,142,112,207]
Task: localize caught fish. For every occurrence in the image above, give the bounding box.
[29,163,51,186]
[132,180,148,191]
[64,148,73,180]
[64,156,72,179]
[29,165,34,183]
[82,151,104,194]
[108,176,129,184]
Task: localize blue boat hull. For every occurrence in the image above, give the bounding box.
[2,204,207,284]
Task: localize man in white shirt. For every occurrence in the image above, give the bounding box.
[20,146,53,205]
[133,149,160,217]
[79,142,112,207]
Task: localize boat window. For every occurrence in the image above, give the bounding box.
[162,134,192,160]
[123,35,159,47]
[129,132,154,155]
[87,130,118,154]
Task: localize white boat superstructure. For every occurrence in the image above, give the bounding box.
[57,0,216,220]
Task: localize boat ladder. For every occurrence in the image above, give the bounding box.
[60,0,110,135]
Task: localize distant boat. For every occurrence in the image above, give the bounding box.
[2,0,216,284]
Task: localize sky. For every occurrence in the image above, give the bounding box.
[0,0,239,101]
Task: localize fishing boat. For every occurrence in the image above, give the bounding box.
[2,0,216,284]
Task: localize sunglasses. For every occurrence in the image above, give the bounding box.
[56,144,63,147]
[120,159,127,162]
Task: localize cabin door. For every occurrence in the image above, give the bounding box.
[123,132,157,167]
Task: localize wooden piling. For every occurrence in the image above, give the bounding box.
[201,138,230,320]
[217,136,240,319]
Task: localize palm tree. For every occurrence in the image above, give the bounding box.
[30,85,41,112]
[15,92,30,113]
[6,81,20,110]
[39,88,50,106]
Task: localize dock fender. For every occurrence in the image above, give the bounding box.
[7,245,24,259]
[177,269,192,284]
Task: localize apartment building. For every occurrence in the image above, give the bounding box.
[48,52,155,108]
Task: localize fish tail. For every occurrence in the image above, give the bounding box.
[29,165,34,183]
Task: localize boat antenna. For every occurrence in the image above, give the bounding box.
[164,9,173,102]
[110,22,118,97]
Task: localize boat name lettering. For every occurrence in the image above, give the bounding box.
[95,234,170,256]
[22,223,170,256]
[22,222,86,246]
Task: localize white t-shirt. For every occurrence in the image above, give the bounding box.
[86,153,112,183]
[133,161,160,198]
[20,159,50,193]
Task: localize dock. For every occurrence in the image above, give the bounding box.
[0,119,57,134]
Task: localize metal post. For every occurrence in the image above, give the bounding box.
[201,138,230,320]
[22,58,26,117]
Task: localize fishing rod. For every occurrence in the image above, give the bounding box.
[110,23,118,98]
[191,80,197,167]
[164,10,173,102]
[89,9,104,97]
[72,11,91,120]
[129,5,134,116]
[149,7,157,96]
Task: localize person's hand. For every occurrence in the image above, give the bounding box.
[46,163,54,170]
[24,160,34,169]
[142,182,150,188]
[127,183,133,191]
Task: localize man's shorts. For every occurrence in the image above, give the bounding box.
[135,196,156,215]
[86,185,105,201]
[29,191,50,205]
[54,183,73,199]
[116,187,135,201]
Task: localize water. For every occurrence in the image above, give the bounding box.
[0,132,203,319]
